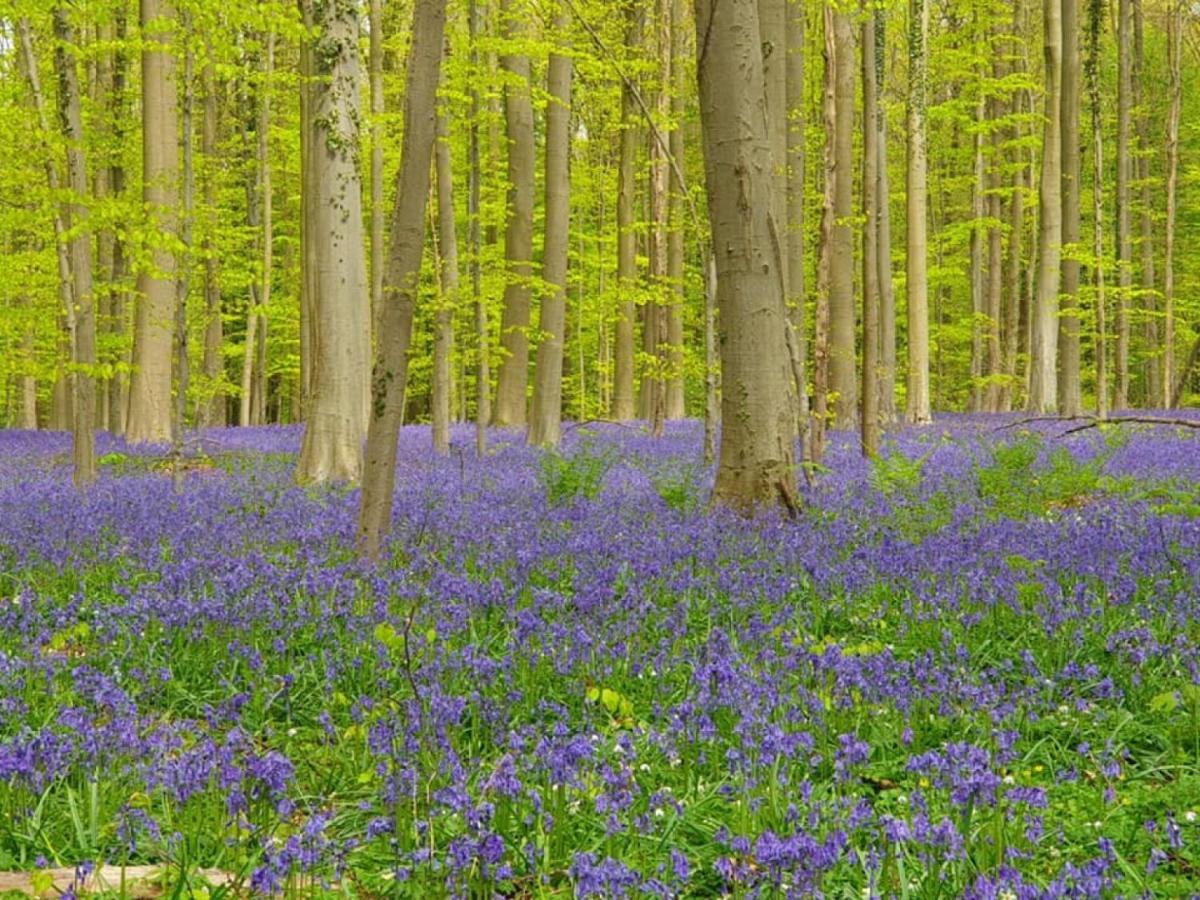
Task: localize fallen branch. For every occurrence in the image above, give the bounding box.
[996,414,1200,436]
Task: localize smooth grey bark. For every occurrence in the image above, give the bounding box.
[199,54,225,428]
[241,30,272,429]
[1133,0,1157,405]
[786,0,809,437]
[1115,0,1131,408]
[969,82,985,413]
[370,0,384,331]
[433,81,458,455]
[612,1,641,421]
[1087,0,1108,416]
[861,9,879,458]
[875,12,896,424]
[829,8,857,427]
[1058,0,1082,415]
[1028,0,1062,412]
[52,7,97,486]
[297,0,371,483]
[812,4,836,461]
[665,0,686,420]
[905,0,931,423]
[1163,0,1181,406]
[126,0,178,444]
[107,6,130,434]
[358,0,447,559]
[528,10,572,447]
[468,0,489,454]
[171,28,194,491]
[696,0,798,513]
[492,0,535,427]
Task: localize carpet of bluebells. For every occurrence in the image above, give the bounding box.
[2,416,1200,898]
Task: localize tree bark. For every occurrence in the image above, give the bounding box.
[813,4,836,460]
[1133,0,1157,405]
[1115,0,1131,409]
[199,53,225,428]
[613,1,641,421]
[905,0,931,423]
[1163,0,1181,406]
[358,0,447,558]
[492,0,536,426]
[241,30,272,429]
[665,0,686,419]
[468,0,489,453]
[126,0,178,444]
[370,0,385,332]
[528,9,572,447]
[786,0,809,437]
[432,70,458,455]
[52,7,98,486]
[1028,0,1062,412]
[696,0,798,513]
[829,8,857,427]
[1058,0,1082,415]
[969,78,985,413]
[1087,0,1108,416]
[875,13,896,424]
[861,8,879,457]
[297,0,371,483]
[108,6,130,435]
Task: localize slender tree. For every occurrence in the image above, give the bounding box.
[1058,0,1082,414]
[665,0,687,419]
[359,0,448,558]
[830,5,857,427]
[906,0,932,423]
[1133,0,1157,404]
[199,52,224,428]
[1163,0,1181,406]
[861,5,879,457]
[468,0,489,453]
[432,74,458,456]
[1115,0,1132,408]
[786,0,809,436]
[1087,0,1109,416]
[126,0,178,443]
[613,0,641,421]
[529,7,573,447]
[241,30,273,429]
[875,11,897,424]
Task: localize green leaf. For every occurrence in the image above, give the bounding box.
[1150,690,1179,714]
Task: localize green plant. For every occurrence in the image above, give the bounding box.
[648,463,704,514]
[536,442,612,506]
[975,434,1110,519]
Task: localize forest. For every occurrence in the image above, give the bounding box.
[1,0,1200,895]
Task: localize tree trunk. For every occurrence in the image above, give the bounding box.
[861,9,879,458]
[1002,1,1027,412]
[241,30,272,429]
[297,0,371,483]
[830,8,857,427]
[813,4,836,461]
[433,71,458,455]
[492,0,535,427]
[52,7,97,486]
[1088,0,1108,416]
[1115,0,1131,409]
[370,0,385,332]
[1028,0,1062,412]
[696,0,798,513]
[786,0,809,438]
[108,6,130,435]
[665,0,687,419]
[528,10,572,447]
[613,2,641,421]
[1133,0,1157,405]
[1163,0,1181,406]
[969,81,985,413]
[641,2,669,435]
[469,0,489,454]
[905,0,931,423]
[199,54,225,428]
[358,0,447,558]
[875,13,896,425]
[126,0,178,444]
[171,27,194,491]
[1058,0,1082,415]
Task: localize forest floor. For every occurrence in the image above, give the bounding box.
[0,415,1199,898]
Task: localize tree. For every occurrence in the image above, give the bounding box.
[241,30,273,429]
[1115,0,1131,409]
[861,4,880,457]
[1163,0,1181,406]
[528,7,573,447]
[665,0,687,420]
[1087,0,1109,416]
[1028,0,1062,413]
[1058,0,1082,415]
[198,52,225,429]
[126,0,178,444]
[612,0,641,421]
[875,10,897,424]
[296,0,370,483]
[906,0,932,424]
[786,0,809,436]
[696,0,798,513]
[829,5,857,427]
[468,0,490,453]
[492,0,536,427]
[358,0,448,558]
[432,65,458,456]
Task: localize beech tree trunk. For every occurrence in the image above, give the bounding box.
[786,0,809,437]
[53,7,97,486]
[241,31,272,429]
[1002,1,1027,412]
[528,9,572,447]
[861,9,879,458]
[969,82,985,413]
[813,5,836,460]
[1058,0,1082,415]
[665,0,686,419]
[875,13,896,425]
[370,0,385,330]
[358,0,447,558]
[433,79,458,455]
[199,54,224,428]
[1028,0,1062,412]
[613,2,641,421]
[108,6,130,435]
[830,8,857,428]
[1163,0,1181,406]
[1133,0,1157,405]
[126,0,178,444]
[297,0,371,483]
[492,0,535,426]
[469,0,489,453]
[1088,0,1109,416]
[1115,0,1131,409]
[905,0,932,424]
[696,0,798,514]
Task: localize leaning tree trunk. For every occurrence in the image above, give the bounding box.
[1058,0,1082,415]
[528,9,572,448]
[1163,0,1180,406]
[492,0,535,427]
[613,2,641,421]
[126,0,178,444]
[1028,0,1062,413]
[696,0,798,514]
[358,0,447,559]
[829,8,857,428]
[905,0,932,424]
[1115,0,1131,409]
[297,0,371,483]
